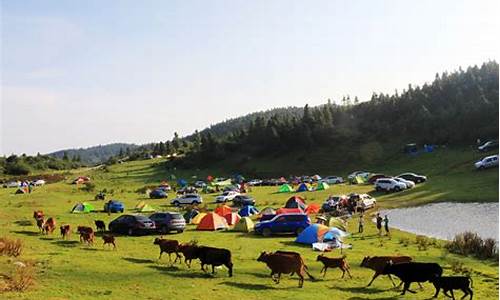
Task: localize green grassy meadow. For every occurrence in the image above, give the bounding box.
[0,148,498,299]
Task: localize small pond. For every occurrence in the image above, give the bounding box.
[379,202,499,241]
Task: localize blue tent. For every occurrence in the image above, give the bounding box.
[296,183,309,192]
[177,178,187,187]
[238,205,259,217]
[295,224,347,245]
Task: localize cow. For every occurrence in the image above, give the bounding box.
[430,276,473,300]
[60,225,71,239]
[80,231,95,246]
[194,246,233,277]
[77,226,94,243]
[33,210,44,232]
[153,238,182,264]
[94,220,106,232]
[102,234,116,250]
[178,243,199,268]
[383,261,443,295]
[42,217,56,235]
[360,255,413,287]
[316,254,352,279]
[257,251,314,288]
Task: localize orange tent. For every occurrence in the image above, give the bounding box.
[197,213,229,231]
[214,205,233,217]
[305,203,321,215]
[276,208,304,215]
[224,213,241,225]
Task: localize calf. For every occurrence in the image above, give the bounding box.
[33,210,45,232]
[431,276,473,300]
[60,225,71,239]
[102,234,116,250]
[257,251,314,287]
[178,243,199,268]
[42,217,56,235]
[81,231,95,246]
[94,220,106,232]
[317,254,352,279]
[195,246,233,277]
[77,226,94,243]
[153,238,181,264]
[360,255,413,286]
[383,261,443,295]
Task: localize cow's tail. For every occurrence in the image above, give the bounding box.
[303,264,315,281]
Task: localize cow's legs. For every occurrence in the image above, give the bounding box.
[346,267,353,279]
[298,272,304,288]
[443,289,454,298]
[387,274,398,287]
[433,286,441,298]
[226,262,233,277]
[367,272,380,286]
[158,251,163,260]
[401,282,410,295]
[212,265,215,274]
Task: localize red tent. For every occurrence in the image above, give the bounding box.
[214,205,233,217]
[305,203,320,214]
[196,213,229,231]
[224,212,241,225]
[276,208,304,215]
[285,196,306,211]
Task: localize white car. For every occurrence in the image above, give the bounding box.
[3,181,20,188]
[356,194,377,210]
[393,177,415,189]
[348,171,370,180]
[170,194,203,206]
[374,178,407,192]
[194,180,206,188]
[33,179,46,186]
[215,191,240,203]
[475,155,499,170]
[321,176,344,184]
[247,179,263,186]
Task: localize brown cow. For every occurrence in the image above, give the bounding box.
[33,210,44,232]
[60,225,71,239]
[360,256,413,287]
[102,234,116,250]
[178,243,199,268]
[80,231,95,245]
[154,238,181,264]
[42,217,56,234]
[317,254,352,279]
[257,251,315,288]
[77,226,94,243]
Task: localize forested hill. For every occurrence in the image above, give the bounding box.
[48,143,138,165]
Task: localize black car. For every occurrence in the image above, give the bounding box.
[232,195,256,207]
[108,215,156,236]
[149,212,186,234]
[396,173,427,184]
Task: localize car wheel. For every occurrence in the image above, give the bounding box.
[128,228,135,236]
[120,209,124,213]
[295,227,305,235]
[375,186,381,192]
[177,229,184,233]
[173,201,180,206]
[262,228,272,237]
[394,186,400,192]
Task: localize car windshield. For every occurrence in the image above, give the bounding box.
[135,216,150,221]
[170,214,183,219]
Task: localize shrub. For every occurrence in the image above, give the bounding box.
[0,237,23,257]
[81,182,96,193]
[4,162,31,175]
[9,263,35,291]
[399,237,411,247]
[445,231,498,260]
[449,259,472,275]
[416,235,430,251]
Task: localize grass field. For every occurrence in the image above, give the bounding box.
[0,148,498,299]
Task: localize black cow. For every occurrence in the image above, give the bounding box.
[383,261,443,295]
[95,220,106,232]
[195,246,233,277]
[431,276,473,300]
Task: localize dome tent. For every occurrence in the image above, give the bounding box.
[296,183,309,192]
[196,213,229,231]
[233,217,254,232]
[191,212,207,224]
[285,196,306,211]
[224,212,241,225]
[278,184,293,193]
[71,202,95,213]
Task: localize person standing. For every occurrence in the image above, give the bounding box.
[358,214,364,233]
[376,213,383,236]
[383,215,390,236]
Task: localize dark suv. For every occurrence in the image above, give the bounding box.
[149,212,186,234]
[255,214,311,237]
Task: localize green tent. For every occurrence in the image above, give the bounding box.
[316,182,330,191]
[353,175,366,184]
[278,184,293,193]
[233,217,254,232]
[71,202,94,213]
[137,204,155,212]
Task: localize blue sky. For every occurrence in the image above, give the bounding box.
[1,0,498,155]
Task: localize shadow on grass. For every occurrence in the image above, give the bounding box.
[81,247,98,251]
[279,241,310,248]
[336,286,388,294]
[246,271,271,279]
[218,281,275,290]
[14,220,33,226]
[52,240,80,248]
[11,230,39,236]
[40,237,56,241]
[122,257,156,264]
[148,265,212,278]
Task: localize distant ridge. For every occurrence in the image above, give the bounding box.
[48,143,138,165]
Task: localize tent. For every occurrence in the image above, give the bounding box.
[261,207,276,215]
[196,213,229,231]
[276,207,303,215]
[183,210,199,223]
[305,203,321,214]
[71,202,94,213]
[15,188,27,194]
[233,217,254,232]
[328,217,347,232]
[352,175,366,184]
[316,182,330,191]
[137,204,155,212]
[135,201,146,209]
[295,224,347,244]
[191,212,207,224]
[215,205,233,217]
[285,196,306,211]
[296,183,309,192]
[238,205,259,217]
[177,179,188,187]
[278,184,293,193]
[224,212,241,225]
[212,179,232,187]
[312,175,322,181]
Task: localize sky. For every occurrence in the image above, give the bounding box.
[1,0,498,155]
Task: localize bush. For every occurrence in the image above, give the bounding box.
[449,259,472,275]
[81,182,96,193]
[4,162,31,175]
[0,261,35,292]
[0,237,23,257]
[445,231,498,260]
[399,237,411,247]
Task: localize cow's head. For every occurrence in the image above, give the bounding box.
[153,237,162,245]
[316,254,324,261]
[257,252,267,262]
[360,256,370,267]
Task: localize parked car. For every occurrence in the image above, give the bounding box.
[247,179,263,186]
[393,177,415,189]
[32,179,46,186]
[177,186,198,194]
[149,212,186,234]
[368,174,389,184]
[194,180,206,188]
[104,200,125,213]
[232,195,256,207]
[478,140,498,152]
[354,194,377,211]
[2,181,20,188]
[149,189,168,199]
[254,214,311,237]
[396,172,427,184]
[321,176,344,184]
[321,195,348,212]
[158,184,171,192]
[374,178,406,192]
[108,214,156,235]
[215,191,240,203]
[171,194,203,206]
[475,155,499,170]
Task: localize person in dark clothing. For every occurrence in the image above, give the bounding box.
[376,213,383,236]
[358,215,364,233]
[383,215,390,236]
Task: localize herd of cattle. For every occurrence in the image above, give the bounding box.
[31,210,473,299]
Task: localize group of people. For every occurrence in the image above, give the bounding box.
[358,212,389,236]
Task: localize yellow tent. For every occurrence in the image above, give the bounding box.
[135,201,146,209]
[191,212,207,225]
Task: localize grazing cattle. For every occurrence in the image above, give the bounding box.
[77,226,94,243]
[178,243,199,268]
[60,225,71,239]
[317,254,352,279]
[383,261,443,295]
[153,238,182,264]
[42,217,56,234]
[102,234,116,250]
[257,251,314,287]
[94,220,106,232]
[80,232,95,245]
[195,246,233,277]
[360,255,413,286]
[33,210,45,232]
[431,276,473,300]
